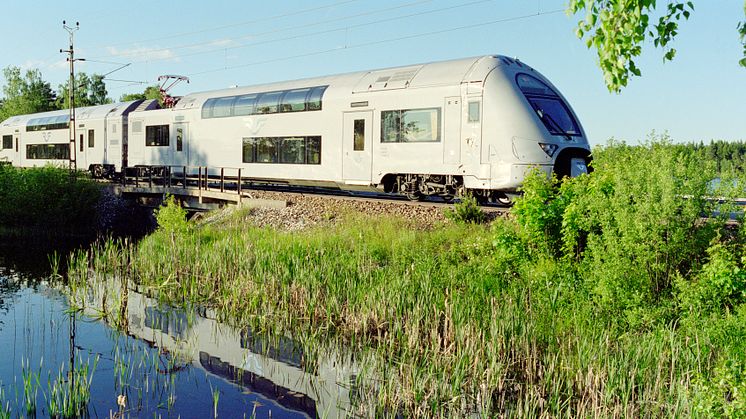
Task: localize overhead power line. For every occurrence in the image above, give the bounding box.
[187,8,565,77]
[109,0,495,65]
[89,0,433,60]
[93,0,365,50]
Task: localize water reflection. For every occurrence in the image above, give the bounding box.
[0,245,359,418]
[76,279,359,418]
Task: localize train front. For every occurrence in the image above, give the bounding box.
[481,56,591,192]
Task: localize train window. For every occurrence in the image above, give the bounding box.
[243,136,321,164]
[381,108,441,143]
[516,73,581,137]
[516,74,556,96]
[468,101,480,123]
[26,144,70,160]
[26,115,70,132]
[381,111,399,143]
[353,119,365,151]
[255,92,282,114]
[88,130,95,148]
[146,125,170,146]
[255,137,279,162]
[201,98,217,119]
[213,96,236,118]
[242,138,256,163]
[527,97,581,136]
[306,86,327,111]
[306,136,321,164]
[234,94,258,116]
[280,137,306,163]
[201,85,327,119]
[280,89,310,113]
[176,128,183,152]
[79,134,84,152]
[1,135,11,149]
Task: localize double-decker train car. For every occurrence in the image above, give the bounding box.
[0,100,158,174]
[1,55,591,203]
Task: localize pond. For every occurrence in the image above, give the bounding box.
[0,240,358,418]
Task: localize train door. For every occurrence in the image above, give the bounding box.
[342,111,372,183]
[13,134,20,164]
[78,131,87,170]
[460,93,482,168]
[443,97,461,164]
[172,123,189,167]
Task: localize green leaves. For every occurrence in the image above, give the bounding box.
[738,0,746,67]
[568,0,695,92]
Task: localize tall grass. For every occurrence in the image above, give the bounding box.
[0,165,101,235]
[65,139,746,417]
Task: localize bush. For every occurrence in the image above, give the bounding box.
[445,194,485,224]
[677,242,746,314]
[154,195,189,236]
[693,357,746,417]
[0,165,101,234]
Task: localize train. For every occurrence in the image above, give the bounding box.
[0,55,591,204]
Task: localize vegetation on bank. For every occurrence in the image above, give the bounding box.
[0,165,101,235]
[66,139,746,417]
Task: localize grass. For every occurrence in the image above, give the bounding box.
[0,165,101,236]
[63,139,746,417]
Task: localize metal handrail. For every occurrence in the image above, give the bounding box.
[122,165,245,195]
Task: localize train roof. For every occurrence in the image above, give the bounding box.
[172,55,521,111]
[0,100,151,129]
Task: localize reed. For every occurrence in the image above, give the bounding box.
[64,141,746,417]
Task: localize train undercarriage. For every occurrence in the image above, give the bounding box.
[381,174,515,206]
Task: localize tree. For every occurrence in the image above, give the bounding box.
[0,66,58,122]
[56,72,112,109]
[569,1,746,92]
[119,85,162,104]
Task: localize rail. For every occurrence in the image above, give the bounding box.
[122,165,245,196]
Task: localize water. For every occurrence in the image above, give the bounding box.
[0,240,358,418]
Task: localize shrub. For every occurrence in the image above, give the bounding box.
[155,195,189,236]
[445,194,485,224]
[676,242,746,314]
[693,357,746,417]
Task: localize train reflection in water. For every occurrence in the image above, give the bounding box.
[79,283,359,418]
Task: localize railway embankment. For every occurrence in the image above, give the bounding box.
[61,141,746,416]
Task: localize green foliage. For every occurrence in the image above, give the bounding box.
[0,165,101,234]
[677,241,746,315]
[567,1,746,92]
[512,169,567,253]
[0,66,58,121]
[741,2,746,67]
[155,195,189,235]
[693,357,746,417]
[119,85,162,104]
[56,72,112,109]
[444,194,485,224]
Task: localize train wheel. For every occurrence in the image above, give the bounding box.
[405,191,422,201]
[92,165,103,178]
[496,193,515,207]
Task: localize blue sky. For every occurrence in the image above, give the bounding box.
[1,0,744,144]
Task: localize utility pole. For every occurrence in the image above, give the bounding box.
[61,21,81,171]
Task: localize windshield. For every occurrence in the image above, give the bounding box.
[516,73,581,137]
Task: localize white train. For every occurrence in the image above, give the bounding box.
[0,55,591,203]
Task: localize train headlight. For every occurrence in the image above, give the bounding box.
[538,143,558,157]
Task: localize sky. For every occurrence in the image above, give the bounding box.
[1,0,744,145]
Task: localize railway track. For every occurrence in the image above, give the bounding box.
[238,183,511,214]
